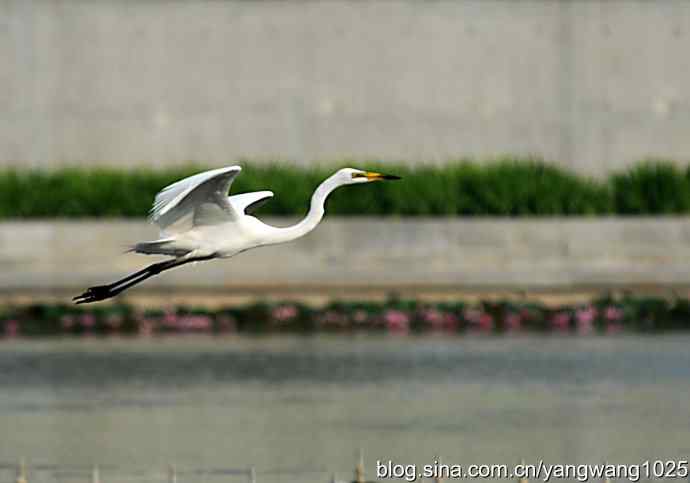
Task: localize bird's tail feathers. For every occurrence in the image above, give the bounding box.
[133,238,189,256]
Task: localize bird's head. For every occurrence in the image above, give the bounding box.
[335,168,402,185]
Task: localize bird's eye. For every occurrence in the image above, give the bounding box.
[351,172,367,179]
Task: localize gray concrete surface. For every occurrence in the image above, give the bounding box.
[2,1,690,174]
[2,219,690,296]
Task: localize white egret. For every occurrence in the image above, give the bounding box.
[74,166,400,304]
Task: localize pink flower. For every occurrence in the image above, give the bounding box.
[419,308,459,331]
[383,309,410,333]
[79,313,96,328]
[575,306,597,334]
[178,315,212,331]
[162,311,178,327]
[418,307,445,330]
[442,312,460,331]
[4,320,19,337]
[317,310,347,328]
[271,305,299,323]
[576,306,597,324]
[503,312,522,331]
[477,313,494,331]
[604,306,624,322]
[551,311,571,331]
[464,308,493,332]
[160,313,212,332]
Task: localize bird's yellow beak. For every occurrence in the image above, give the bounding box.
[364,171,402,181]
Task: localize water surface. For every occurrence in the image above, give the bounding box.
[0,335,688,482]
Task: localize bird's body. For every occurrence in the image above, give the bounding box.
[74,165,399,304]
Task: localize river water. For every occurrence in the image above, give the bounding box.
[0,335,688,482]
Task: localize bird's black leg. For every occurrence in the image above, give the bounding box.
[73,259,185,304]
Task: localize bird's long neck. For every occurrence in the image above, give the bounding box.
[265,174,342,244]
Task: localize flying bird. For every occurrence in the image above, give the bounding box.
[73,166,400,304]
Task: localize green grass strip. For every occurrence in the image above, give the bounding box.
[1,157,689,217]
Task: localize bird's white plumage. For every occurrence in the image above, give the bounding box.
[149,166,242,233]
[74,166,399,304]
[228,191,274,214]
[137,166,386,259]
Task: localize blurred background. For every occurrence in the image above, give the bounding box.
[1,1,690,482]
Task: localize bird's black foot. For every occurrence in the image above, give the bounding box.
[73,285,115,304]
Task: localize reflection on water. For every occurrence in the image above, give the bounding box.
[0,335,689,483]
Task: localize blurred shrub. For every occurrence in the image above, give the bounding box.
[4,293,690,336]
[460,159,612,215]
[611,160,690,214]
[0,158,688,217]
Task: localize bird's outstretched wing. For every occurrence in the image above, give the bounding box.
[149,166,242,234]
[228,191,274,214]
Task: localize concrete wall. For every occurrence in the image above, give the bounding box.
[2,1,690,175]
[3,219,690,299]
